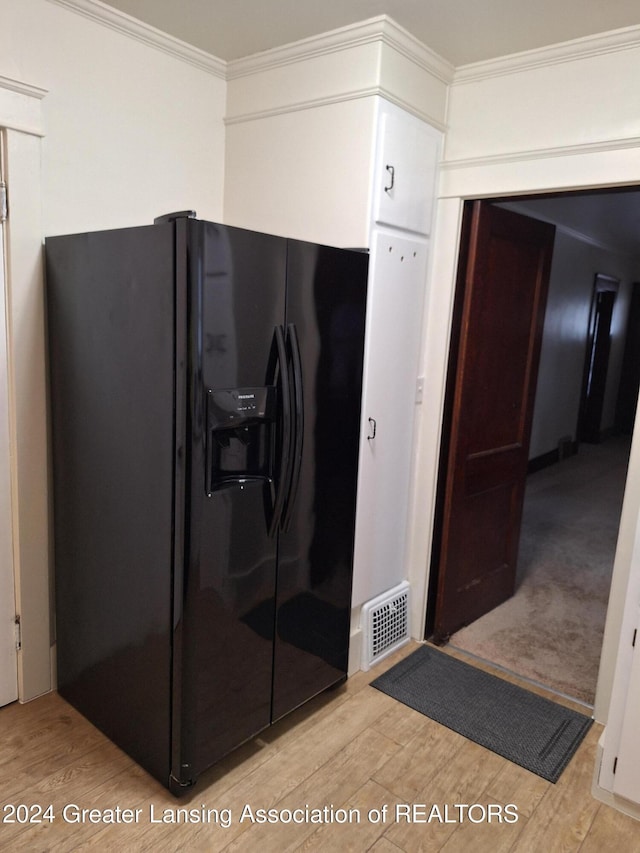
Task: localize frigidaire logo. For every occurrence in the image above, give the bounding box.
[238,394,255,399]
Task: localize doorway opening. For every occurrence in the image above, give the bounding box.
[426,187,640,707]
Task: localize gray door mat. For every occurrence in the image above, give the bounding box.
[371,645,593,783]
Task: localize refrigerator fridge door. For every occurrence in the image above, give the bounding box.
[272,241,368,721]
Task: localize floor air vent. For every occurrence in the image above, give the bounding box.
[361,581,410,671]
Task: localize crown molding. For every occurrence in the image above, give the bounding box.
[46,0,226,79]
[441,134,640,169]
[225,87,381,125]
[0,76,48,101]
[225,86,446,133]
[376,87,447,132]
[227,15,454,85]
[454,23,640,84]
[380,16,455,85]
[36,3,640,92]
[0,76,48,136]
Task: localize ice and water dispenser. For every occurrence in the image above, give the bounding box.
[205,386,277,495]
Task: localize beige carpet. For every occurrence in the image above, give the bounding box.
[450,437,631,705]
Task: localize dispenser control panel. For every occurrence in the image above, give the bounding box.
[207,386,276,430]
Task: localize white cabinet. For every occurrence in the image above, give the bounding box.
[352,232,430,606]
[598,603,640,809]
[352,100,441,609]
[612,619,640,803]
[373,108,440,236]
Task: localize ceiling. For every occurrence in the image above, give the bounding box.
[102,0,640,66]
[100,1,640,256]
[506,193,640,259]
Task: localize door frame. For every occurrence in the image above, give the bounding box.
[0,134,18,706]
[0,79,52,702]
[407,171,640,727]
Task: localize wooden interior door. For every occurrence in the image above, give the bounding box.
[432,201,555,642]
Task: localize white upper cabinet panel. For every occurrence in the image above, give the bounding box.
[373,107,440,236]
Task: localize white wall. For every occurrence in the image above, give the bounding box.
[224,98,378,248]
[444,32,640,165]
[2,0,226,233]
[1,0,227,699]
[523,225,640,458]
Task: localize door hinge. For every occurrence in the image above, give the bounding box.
[14,616,21,651]
[0,182,7,223]
[613,756,618,774]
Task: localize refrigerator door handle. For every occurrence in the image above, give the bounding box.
[281,324,304,532]
[269,324,292,536]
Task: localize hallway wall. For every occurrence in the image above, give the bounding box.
[528,226,640,458]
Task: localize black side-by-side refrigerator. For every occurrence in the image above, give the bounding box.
[45,213,368,794]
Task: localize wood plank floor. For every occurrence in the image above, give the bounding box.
[0,642,638,852]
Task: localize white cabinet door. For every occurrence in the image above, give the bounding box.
[0,217,17,708]
[612,608,640,804]
[352,231,428,607]
[373,109,439,236]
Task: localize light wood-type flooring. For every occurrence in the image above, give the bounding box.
[0,642,638,852]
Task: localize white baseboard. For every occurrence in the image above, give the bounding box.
[348,628,363,676]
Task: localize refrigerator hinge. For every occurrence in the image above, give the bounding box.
[0,182,7,223]
[14,616,21,651]
[154,210,196,225]
[168,772,196,796]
